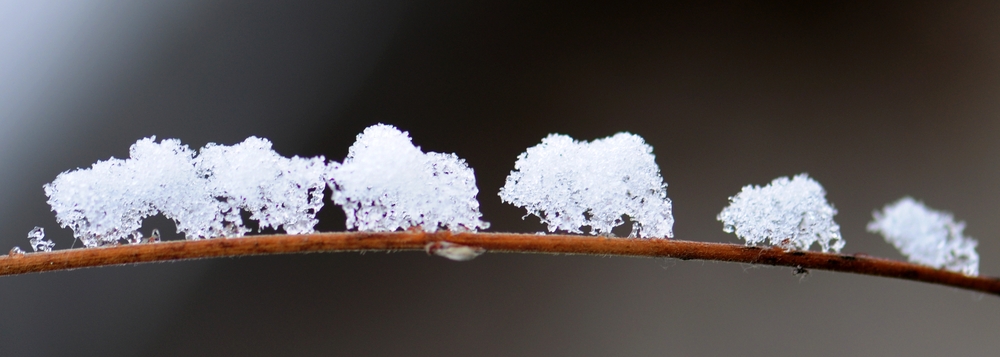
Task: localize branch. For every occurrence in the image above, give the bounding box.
[2,232,998,296]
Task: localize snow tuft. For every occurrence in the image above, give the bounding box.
[717,173,844,252]
[44,137,224,247]
[196,137,327,235]
[867,197,979,276]
[328,124,488,232]
[129,137,230,241]
[499,133,673,238]
[44,136,327,247]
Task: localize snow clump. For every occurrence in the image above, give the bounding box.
[327,124,489,232]
[498,133,674,238]
[867,197,979,276]
[196,137,327,236]
[44,136,327,247]
[717,173,844,253]
[44,137,225,247]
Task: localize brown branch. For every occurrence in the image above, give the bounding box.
[2,231,998,296]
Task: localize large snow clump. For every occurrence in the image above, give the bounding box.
[44,136,327,247]
[196,137,327,236]
[717,173,844,253]
[499,132,673,238]
[327,124,488,232]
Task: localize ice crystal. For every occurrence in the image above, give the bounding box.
[196,137,327,235]
[867,197,979,276]
[148,229,161,243]
[328,124,488,232]
[498,133,674,238]
[44,136,328,247]
[27,227,53,252]
[717,173,844,252]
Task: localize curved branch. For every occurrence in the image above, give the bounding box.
[2,231,997,296]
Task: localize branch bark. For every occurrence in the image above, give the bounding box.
[2,231,997,296]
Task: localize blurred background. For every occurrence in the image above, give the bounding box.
[1,0,999,355]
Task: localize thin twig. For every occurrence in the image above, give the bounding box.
[2,232,998,296]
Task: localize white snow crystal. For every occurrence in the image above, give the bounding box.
[196,137,327,235]
[27,227,53,252]
[717,174,844,252]
[867,197,979,276]
[498,133,674,238]
[328,124,488,232]
[45,136,328,247]
[45,137,226,247]
[129,137,230,240]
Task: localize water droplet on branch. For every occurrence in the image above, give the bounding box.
[425,241,485,261]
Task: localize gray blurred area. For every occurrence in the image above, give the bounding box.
[1,1,999,356]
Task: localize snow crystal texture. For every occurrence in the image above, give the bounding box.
[328,124,488,232]
[44,136,326,247]
[197,137,327,235]
[717,174,844,252]
[44,137,223,247]
[867,197,979,276]
[499,133,673,238]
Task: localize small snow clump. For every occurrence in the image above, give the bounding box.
[27,227,53,252]
[327,124,488,232]
[717,173,844,252]
[867,197,979,276]
[498,133,673,238]
[196,137,327,235]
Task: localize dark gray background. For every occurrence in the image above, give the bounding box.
[1,1,998,356]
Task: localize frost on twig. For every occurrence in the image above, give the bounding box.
[327,124,489,232]
[868,197,979,276]
[499,133,674,238]
[44,136,328,247]
[717,173,844,253]
[197,137,327,235]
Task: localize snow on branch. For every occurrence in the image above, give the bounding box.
[44,136,327,247]
[717,174,844,253]
[16,127,1000,295]
[499,133,674,238]
[45,137,222,246]
[868,197,979,276]
[327,124,489,232]
[196,137,327,236]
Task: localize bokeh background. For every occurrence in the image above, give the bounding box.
[1,1,999,356]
